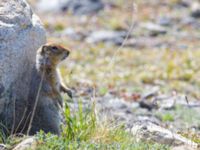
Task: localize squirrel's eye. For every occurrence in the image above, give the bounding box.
[51,46,58,52]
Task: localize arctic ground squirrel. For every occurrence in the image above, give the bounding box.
[25,43,72,135]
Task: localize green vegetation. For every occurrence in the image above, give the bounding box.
[160,113,174,122]
[35,101,169,150]
[174,105,200,125]
[54,23,65,31]
[0,101,169,149]
[155,105,200,127]
[1,99,169,150]
[180,132,200,145]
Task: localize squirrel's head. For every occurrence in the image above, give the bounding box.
[37,43,70,69]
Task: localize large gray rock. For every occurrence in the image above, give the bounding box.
[0,0,46,134]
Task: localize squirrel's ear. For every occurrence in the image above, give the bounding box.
[41,45,47,54]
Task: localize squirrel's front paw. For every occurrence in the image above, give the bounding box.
[66,89,73,99]
[60,85,73,99]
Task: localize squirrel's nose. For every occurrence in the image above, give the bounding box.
[65,51,70,57]
[61,51,70,60]
[66,50,70,56]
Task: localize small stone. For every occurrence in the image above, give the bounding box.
[64,0,104,15]
[141,22,167,36]
[62,28,85,40]
[191,2,200,18]
[37,0,104,15]
[157,17,172,26]
[0,144,7,150]
[172,145,199,150]
[86,30,126,44]
[181,17,196,25]
[37,0,62,12]
[158,97,176,110]
[131,121,198,148]
[13,137,37,150]
[176,0,191,8]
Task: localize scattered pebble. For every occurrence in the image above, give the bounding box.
[191,2,200,18]
[0,144,7,150]
[13,137,37,150]
[85,30,127,45]
[131,121,198,148]
[61,28,85,40]
[157,16,172,26]
[37,0,104,15]
[140,22,167,36]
